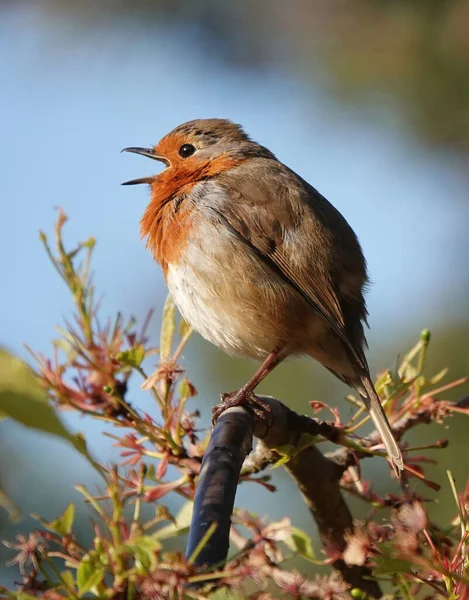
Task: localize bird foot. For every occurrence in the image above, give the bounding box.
[212,390,271,424]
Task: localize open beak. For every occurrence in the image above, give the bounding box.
[121,147,170,185]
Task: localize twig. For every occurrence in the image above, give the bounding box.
[327,395,469,471]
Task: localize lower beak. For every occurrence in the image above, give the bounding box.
[121,176,154,186]
[121,146,170,186]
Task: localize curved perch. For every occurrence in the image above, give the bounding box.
[185,396,381,598]
[186,406,254,566]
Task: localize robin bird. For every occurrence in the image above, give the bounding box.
[122,118,404,475]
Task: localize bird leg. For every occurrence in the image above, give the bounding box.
[212,350,286,423]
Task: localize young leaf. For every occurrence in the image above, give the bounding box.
[373,556,414,575]
[76,555,105,596]
[270,444,297,469]
[60,570,77,593]
[270,437,316,469]
[160,294,176,361]
[33,503,75,536]
[178,378,196,400]
[429,368,449,385]
[0,485,21,522]
[179,317,192,338]
[124,536,162,572]
[285,527,316,562]
[154,500,193,540]
[115,345,145,368]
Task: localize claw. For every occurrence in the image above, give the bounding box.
[212,391,271,425]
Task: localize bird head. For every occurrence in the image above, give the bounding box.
[121,118,274,186]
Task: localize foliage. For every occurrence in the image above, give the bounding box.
[0,211,468,599]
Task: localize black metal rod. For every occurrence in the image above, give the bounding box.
[185,407,253,567]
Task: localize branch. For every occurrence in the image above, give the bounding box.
[327,394,469,471]
[185,407,253,566]
[252,396,381,598]
[186,396,381,598]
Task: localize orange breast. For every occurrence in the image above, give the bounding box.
[140,153,242,276]
[150,193,196,276]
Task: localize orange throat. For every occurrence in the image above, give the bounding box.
[140,154,242,275]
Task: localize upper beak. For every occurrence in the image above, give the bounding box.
[121,146,170,185]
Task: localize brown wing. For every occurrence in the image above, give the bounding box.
[211,159,369,370]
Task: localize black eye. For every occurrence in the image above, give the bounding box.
[179,144,196,158]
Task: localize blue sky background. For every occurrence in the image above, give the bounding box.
[1,2,468,586]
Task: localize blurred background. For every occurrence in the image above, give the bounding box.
[1,0,469,587]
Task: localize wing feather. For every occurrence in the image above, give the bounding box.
[210,163,368,369]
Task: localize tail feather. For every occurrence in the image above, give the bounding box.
[359,376,404,476]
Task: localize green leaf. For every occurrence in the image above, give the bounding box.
[160,294,176,361]
[52,337,78,362]
[146,463,156,480]
[154,500,193,540]
[429,368,449,385]
[208,590,238,600]
[0,485,21,521]
[76,554,105,596]
[179,317,192,338]
[124,536,162,572]
[33,503,75,535]
[60,570,77,592]
[270,435,317,469]
[0,350,96,469]
[115,345,145,368]
[375,369,392,394]
[155,504,176,525]
[286,527,316,561]
[373,556,414,575]
[0,593,41,600]
[270,444,297,469]
[270,454,291,469]
[178,378,195,400]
